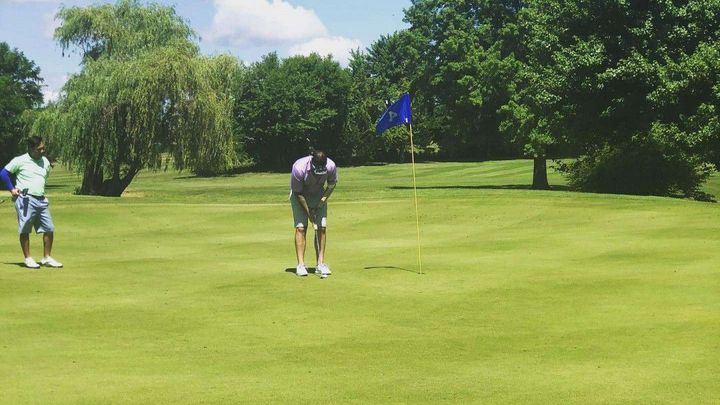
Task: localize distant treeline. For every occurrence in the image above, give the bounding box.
[4,0,720,199]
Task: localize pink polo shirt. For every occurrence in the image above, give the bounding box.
[290,155,337,196]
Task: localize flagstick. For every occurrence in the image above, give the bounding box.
[408,124,423,274]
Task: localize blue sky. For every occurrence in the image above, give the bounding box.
[0,0,412,103]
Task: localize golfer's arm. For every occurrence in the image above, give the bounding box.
[295,193,312,216]
[321,183,336,203]
[0,168,14,192]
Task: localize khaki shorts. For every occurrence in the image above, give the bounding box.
[290,192,327,229]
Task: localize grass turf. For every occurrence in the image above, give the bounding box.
[0,160,718,403]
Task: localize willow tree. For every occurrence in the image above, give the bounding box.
[39,0,238,196]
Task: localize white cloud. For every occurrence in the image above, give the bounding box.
[206,0,328,47]
[42,87,60,104]
[42,74,67,105]
[289,36,362,66]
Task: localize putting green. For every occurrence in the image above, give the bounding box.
[0,160,718,403]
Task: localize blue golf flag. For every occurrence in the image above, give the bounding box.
[376,93,412,134]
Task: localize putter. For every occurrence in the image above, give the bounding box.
[313,212,326,278]
[314,214,320,263]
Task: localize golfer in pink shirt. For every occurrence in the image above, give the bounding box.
[290,150,337,278]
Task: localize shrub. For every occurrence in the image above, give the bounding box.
[557,141,714,200]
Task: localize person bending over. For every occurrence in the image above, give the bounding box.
[290,150,337,277]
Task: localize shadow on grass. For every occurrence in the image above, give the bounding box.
[389,184,571,191]
[364,266,420,274]
[389,185,717,202]
[3,262,27,268]
[284,267,318,274]
[284,266,422,275]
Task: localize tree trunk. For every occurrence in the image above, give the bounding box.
[532,156,550,190]
[79,162,104,195]
[79,145,105,195]
[79,163,140,197]
[100,162,141,197]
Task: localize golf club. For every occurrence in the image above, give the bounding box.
[313,214,320,262]
[313,212,326,278]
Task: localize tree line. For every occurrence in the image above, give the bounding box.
[2,0,720,199]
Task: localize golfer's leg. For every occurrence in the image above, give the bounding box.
[291,194,310,267]
[16,197,32,258]
[295,227,307,265]
[317,228,326,264]
[43,232,54,257]
[19,233,31,258]
[37,201,56,258]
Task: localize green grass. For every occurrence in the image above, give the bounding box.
[1,160,718,403]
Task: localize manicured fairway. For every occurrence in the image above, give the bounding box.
[0,160,718,403]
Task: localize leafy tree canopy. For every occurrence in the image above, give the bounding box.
[504,0,720,197]
[234,53,350,170]
[34,0,239,196]
[0,42,43,164]
[403,0,523,160]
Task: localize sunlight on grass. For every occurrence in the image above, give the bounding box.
[1,160,718,403]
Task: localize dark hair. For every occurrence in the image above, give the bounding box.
[27,136,43,150]
[311,150,328,175]
[311,150,327,165]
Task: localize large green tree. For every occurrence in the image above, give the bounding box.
[234,53,351,169]
[0,42,43,165]
[340,50,383,164]
[508,0,720,197]
[35,0,239,196]
[344,32,437,163]
[498,0,559,190]
[403,0,523,161]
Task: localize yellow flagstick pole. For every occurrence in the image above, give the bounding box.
[408,123,423,274]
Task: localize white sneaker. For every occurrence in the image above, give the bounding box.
[296,264,308,277]
[41,256,63,268]
[318,263,331,275]
[316,263,330,278]
[24,257,40,269]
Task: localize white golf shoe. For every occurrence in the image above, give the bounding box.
[296,264,308,277]
[316,263,330,278]
[24,257,40,269]
[41,256,63,268]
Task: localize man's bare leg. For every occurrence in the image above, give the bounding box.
[43,232,54,258]
[19,233,31,258]
[316,228,326,264]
